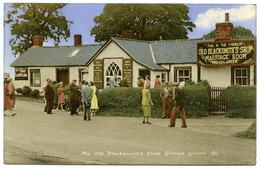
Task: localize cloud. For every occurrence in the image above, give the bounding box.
[195,5,256,29]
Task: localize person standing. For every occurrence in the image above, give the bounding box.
[52,81,59,109]
[70,80,81,115]
[144,75,151,89]
[4,78,16,116]
[45,80,54,114]
[154,75,162,88]
[109,74,119,88]
[43,78,50,112]
[8,78,16,109]
[57,82,65,111]
[169,82,187,128]
[137,76,144,88]
[90,81,99,116]
[160,82,173,119]
[119,78,129,87]
[82,81,93,121]
[142,85,153,124]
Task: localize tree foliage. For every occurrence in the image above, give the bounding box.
[91,4,195,42]
[5,3,73,56]
[203,26,255,39]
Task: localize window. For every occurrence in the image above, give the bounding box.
[30,69,41,87]
[174,67,191,82]
[232,66,250,86]
[161,73,166,83]
[78,68,84,84]
[105,62,122,87]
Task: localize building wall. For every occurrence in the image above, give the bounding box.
[201,66,231,87]
[250,65,255,86]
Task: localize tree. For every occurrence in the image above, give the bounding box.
[91,4,195,42]
[5,3,73,56]
[203,26,255,39]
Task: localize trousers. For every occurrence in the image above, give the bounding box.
[162,98,172,117]
[83,101,91,120]
[170,106,187,126]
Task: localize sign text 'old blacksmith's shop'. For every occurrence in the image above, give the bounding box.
[197,40,255,66]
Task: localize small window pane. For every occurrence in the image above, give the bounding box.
[236,69,241,76]
[242,69,247,76]
[184,70,189,76]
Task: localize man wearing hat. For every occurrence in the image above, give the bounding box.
[69,80,81,115]
[160,82,173,119]
[45,79,54,114]
[169,82,187,128]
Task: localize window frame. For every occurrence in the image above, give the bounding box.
[231,66,250,86]
[30,69,41,87]
[105,62,122,87]
[174,66,192,82]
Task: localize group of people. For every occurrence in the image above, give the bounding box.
[140,75,187,128]
[4,77,16,116]
[109,73,187,127]
[44,79,99,121]
[137,75,162,89]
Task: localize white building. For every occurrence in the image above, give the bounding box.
[10,14,256,90]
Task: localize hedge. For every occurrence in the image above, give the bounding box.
[183,85,209,117]
[235,120,256,139]
[226,86,256,119]
[97,86,209,118]
[22,86,32,97]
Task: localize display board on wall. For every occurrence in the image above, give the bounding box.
[93,59,103,89]
[197,40,255,66]
[123,58,133,87]
[15,68,28,80]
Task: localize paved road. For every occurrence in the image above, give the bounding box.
[4,99,256,165]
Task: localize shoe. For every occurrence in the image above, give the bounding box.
[146,121,152,124]
[88,118,91,121]
[161,116,165,119]
[168,125,175,127]
[62,110,65,112]
[12,113,17,116]
[47,113,53,114]
[143,121,145,124]
[181,126,187,128]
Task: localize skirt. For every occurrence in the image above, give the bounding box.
[142,105,151,117]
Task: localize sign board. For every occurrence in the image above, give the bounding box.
[15,68,28,80]
[93,59,103,89]
[197,40,255,66]
[123,58,133,87]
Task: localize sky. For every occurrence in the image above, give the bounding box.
[1,0,257,78]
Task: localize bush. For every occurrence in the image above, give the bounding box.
[97,86,209,118]
[183,85,209,117]
[64,85,70,96]
[16,88,23,94]
[30,89,40,98]
[235,120,256,139]
[22,86,32,97]
[226,86,256,119]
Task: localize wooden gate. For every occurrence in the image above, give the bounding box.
[208,87,228,113]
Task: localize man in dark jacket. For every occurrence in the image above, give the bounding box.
[169,82,187,128]
[45,80,54,114]
[69,80,80,115]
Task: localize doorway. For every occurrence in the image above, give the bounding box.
[139,69,150,79]
[56,68,69,86]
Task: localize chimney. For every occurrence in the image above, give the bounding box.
[215,13,233,41]
[33,35,44,46]
[74,34,82,46]
[122,30,134,39]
